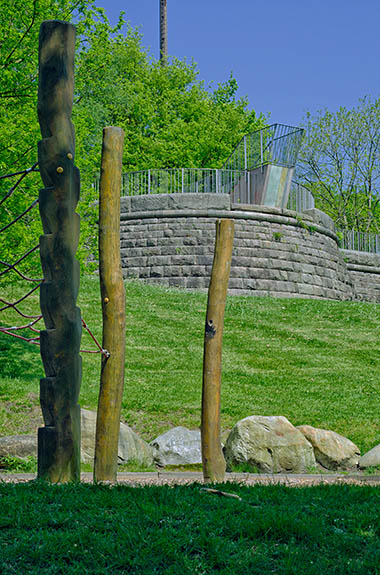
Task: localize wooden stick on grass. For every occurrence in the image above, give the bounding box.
[201,219,234,483]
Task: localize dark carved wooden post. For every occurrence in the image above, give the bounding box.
[37,21,82,482]
[201,219,234,483]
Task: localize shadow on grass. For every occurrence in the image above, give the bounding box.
[0,334,43,381]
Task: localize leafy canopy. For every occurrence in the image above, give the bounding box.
[0,0,265,275]
[298,97,380,233]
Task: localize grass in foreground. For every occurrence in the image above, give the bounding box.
[0,481,380,574]
[1,275,380,452]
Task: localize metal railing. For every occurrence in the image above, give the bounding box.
[122,168,246,197]
[222,123,304,172]
[103,167,380,254]
[121,168,315,213]
[287,181,315,212]
[340,230,380,254]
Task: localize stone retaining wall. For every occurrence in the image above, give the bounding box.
[119,193,380,301]
[341,250,380,302]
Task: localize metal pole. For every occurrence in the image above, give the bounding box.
[159,0,168,65]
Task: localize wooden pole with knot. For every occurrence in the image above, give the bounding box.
[201,219,234,483]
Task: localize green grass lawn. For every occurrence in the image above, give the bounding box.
[1,481,380,574]
[1,275,380,453]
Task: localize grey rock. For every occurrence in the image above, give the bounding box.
[224,415,316,473]
[297,425,360,470]
[0,435,37,459]
[359,444,380,469]
[81,409,154,466]
[151,426,201,466]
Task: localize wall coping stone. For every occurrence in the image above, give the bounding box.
[121,206,339,243]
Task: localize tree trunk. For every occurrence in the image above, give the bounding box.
[201,219,234,483]
[94,127,126,482]
[37,21,82,483]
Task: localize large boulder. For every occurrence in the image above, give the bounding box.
[297,425,360,470]
[81,408,154,466]
[359,445,380,469]
[0,435,37,459]
[224,415,316,473]
[151,426,201,466]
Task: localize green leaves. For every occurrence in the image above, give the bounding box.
[0,0,264,273]
[298,97,380,233]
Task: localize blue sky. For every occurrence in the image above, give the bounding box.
[94,0,380,127]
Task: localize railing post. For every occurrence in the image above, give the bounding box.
[201,219,234,483]
[182,168,184,193]
[94,126,126,482]
[148,169,151,194]
[37,21,82,483]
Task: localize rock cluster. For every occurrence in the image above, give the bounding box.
[2,410,380,473]
[224,416,316,473]
[0,409,154,468]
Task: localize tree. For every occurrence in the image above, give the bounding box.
[0,0,265,274]
[73,28,265,263]
[0,0,123,277]
[297,97,380,233]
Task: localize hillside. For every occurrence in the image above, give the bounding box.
[1,276,380,453]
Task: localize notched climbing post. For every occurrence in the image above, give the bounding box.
[201,219,234,483]
[94,127,126,482]
[37,20,82,482]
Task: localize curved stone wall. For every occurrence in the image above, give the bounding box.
[120,193,356,300]
[342,250,380,303]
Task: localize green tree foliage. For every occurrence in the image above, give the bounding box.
[0,0,121,279]
[297,97,380,233]
[0,0,265,277]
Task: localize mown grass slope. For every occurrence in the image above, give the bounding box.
[1,275,379,452]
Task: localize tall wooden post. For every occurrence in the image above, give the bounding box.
[37,21,82,483]
[201,219,234,483]
[160,0,168,65]
[94,127,126,482]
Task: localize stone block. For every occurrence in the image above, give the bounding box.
[303,208,336,233]
[150,267,164,278]
[131,194,169,212]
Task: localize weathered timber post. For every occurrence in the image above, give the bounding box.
[94,127,126,482]
[201,219,234,483]
[37,21,82,482]
[160,0,168,65]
